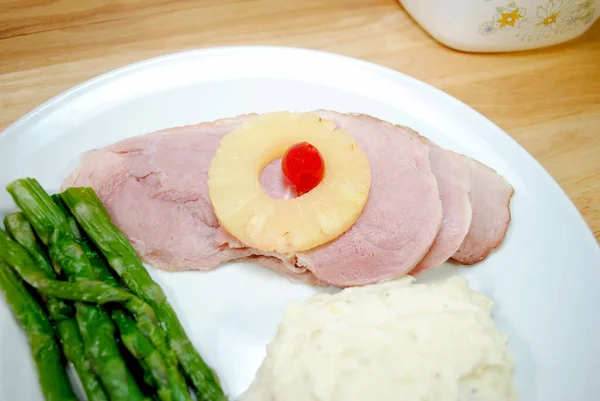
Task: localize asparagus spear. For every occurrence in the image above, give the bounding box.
[0,223,190,400]
[112,310,173,401]
[6,180,148,401]
[51,194,84,239]
[54,191,193,401]
[52,194,122,287]
[9,179,190,400]
[75,302,151,401]
[121,338,159,395]
[5,214,109,401]
[4,212,72,320]
[0,258,78,401]
[3,213,109,401]
[0,229,145,400]
[55,318,110,401]
[0,229,135,304]
[4,213,55,278]
[61,187,227,401]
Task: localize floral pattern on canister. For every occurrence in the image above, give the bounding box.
[479,0,596,41]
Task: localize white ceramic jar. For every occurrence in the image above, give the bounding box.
[399,0,599,52]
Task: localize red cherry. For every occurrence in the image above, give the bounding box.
[282,142,325,195]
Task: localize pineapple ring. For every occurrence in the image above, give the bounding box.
[208,112,371,254]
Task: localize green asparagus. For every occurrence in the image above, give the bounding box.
[0,229,135,304]
[75,302,149,401]
[52,194,121,287]
[0,258,77,401]
[112,310,172,401]
[0,215,189,400]
[51,194,84,239]
[0,225,169,365]
[61,187,227,401]
[3,213,109,401]
[4,212,72,320]
[126,300,194,401]
[6,179,148,401]
[54,191,193,401]
[4,213,54,278]
[55,318,110,401]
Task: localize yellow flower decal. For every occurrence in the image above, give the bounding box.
[489,2,528,30]
[478,0,597,41]
[541,13,559,25]
[499,8,525,27]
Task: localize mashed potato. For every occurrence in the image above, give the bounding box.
[239,277,516,401]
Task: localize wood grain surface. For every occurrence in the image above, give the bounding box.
[1,0,599,240]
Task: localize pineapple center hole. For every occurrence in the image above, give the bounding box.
[259,158,299,199]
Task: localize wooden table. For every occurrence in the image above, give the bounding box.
[1,0,599,240]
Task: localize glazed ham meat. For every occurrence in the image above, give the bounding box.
[63,111,513,287]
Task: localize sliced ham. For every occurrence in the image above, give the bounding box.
[291,111,443,286]
[63,116,257,271]
[63,110,512,287]
[451,159,514,264]
[63,111,444,287]
[409,139,472,275]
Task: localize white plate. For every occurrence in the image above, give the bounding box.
[0,46,599,401]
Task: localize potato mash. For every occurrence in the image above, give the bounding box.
[239,277,516,401]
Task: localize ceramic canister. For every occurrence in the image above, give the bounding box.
[399,0,599,52]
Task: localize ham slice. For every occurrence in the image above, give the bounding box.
[410,140,472,275]
[451,159,514,264]
[63,116,257,271]
[291,111,443,286]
